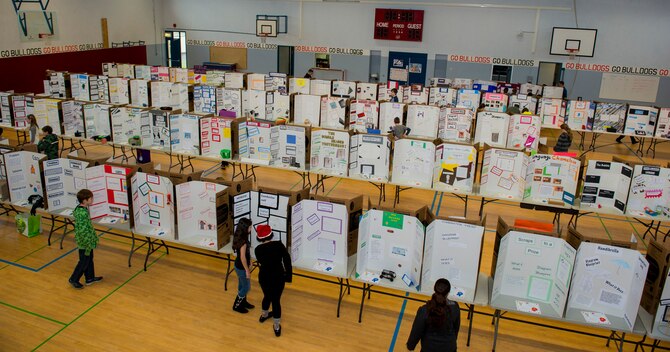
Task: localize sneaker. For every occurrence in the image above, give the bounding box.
[259,311,274,323]
[242,298,255,310]
[85,277,103,285]
[69,279,84,289]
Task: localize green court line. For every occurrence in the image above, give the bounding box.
[0,300,67,326]
[324,178,343,196]
[628,222,649,250]
[31,252,167,351]
[595,214,613,241]
[288,178,303,191]
[623,142,645,163]
[12,244,49,263]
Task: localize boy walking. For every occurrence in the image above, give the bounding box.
[69,189,102,289]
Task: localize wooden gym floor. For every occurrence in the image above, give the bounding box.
[1,130,670,351]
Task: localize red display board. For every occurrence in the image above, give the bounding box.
[374,9,424,42]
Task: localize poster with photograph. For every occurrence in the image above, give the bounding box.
[349,134,391,182]
[433,143,476,193]
[131,172,175,239]
[310,129,349,177]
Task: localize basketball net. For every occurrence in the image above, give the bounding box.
[567,49,577,62]
[259,34,268,44]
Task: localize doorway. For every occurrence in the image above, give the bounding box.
[537,62,563,86]
[492,65,512,83]
[387,51,428,85]
[277,45,294,76]
[165,30,187,68]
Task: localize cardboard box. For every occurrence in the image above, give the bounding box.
[371,204,435,227]
[423,217,485,302]
[492,217,560,276]
[491,231,576,318]
[641,240,670,315]
[154,167,203,185]
[565,225,636,251]
[566,243,648,331]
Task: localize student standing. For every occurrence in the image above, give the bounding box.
[390,117,410,140]
[407,278,460,352]
[389,88,399,102]
[304,69,314,79]
[553,123,573,152]
[28,114,38,144]
[232,218,255,314]
[37,125,59,160]
[68,189,103,289]
[254,224,292,337]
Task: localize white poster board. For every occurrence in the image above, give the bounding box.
[580,161,632,214]
[356,210,424,287]
[266,92,290,122]
[539,98,567,129]
[480,148,528,200]
[566,243,648,331]
[224,72,245,89]
[593,103,627,133]
[108,78,129,105]
[89,75,109,102]
[85,164,131,221]
[34,98,62,134]
[151,66,170,82]
[83,103,112,138]
[474,112,509,148]
[291,200,349,277]
[43,158,88,212]
[310,79,332,96]
[439,107,473,143]
[70,74,90,101]
[61,100,86,137]
[135,65,151,80]
[216,88,242,116]
[542,86,564,99]
[200,116,233,160]
[11,95,35,128]
[452,78,473,90]
[247,73,267,91]
[270,125,306,169]
[171,83,189,112]
[491,231,576,318]
[176,181,228,249]
[379,102,405,135]
[423,220,484,302]
[348,100,379,132]
[193,85,218,114]
[320,96,348,130]
[655,108,670,139]
[170,113,201,155]
[356,83,378,101]
[509,94,538,114]
[131,172,175,239]
[566,100,595,131]
[391,139,435,187]
[332,80,357,98]
[242,121,273,163]
[0,92,13,127]
[150,81,173,108]
[403,86,429,105]
[110,107,147,145]
[232,191,290,258]
[310,129,349,177]
[129,79,149,107]
[652,270,670,338]
[482,93,508,113]
[146,110,172,151]
[626,165,670,221]
[289,78,310,94]
[294,94,322,125]
[625,105,659,137]
[521,83,542,96]
[243,90,266,120]
[507,114,541,151]
[429,87,457,107]
[433,143,477,193]
[406,105,440,139]
[524,154,580,206]
[349,134,391,182]
[456,89,480,110]
[5,151,45,206]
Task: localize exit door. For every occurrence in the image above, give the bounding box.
[537,62,563,86]
[165,30,187,68]
[387,51,427,85]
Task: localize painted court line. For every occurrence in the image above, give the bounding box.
[0,300,67,326]
[389,292,410,352]
[32,252,167,351]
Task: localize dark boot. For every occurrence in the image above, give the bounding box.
[242,297,255,309]
[233,296,249,314]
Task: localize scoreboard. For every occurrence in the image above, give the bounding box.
[374,9,424,42]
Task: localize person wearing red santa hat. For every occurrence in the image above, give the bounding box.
[254,224,292,337]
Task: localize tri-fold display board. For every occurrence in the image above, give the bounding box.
[480,148,528,200]
[61,100,86,137]
[439,108,473,143]
[320,96,348,130]
[509,94,538,114]
[43,158,89,214]
[655,108,670,139]
[111,107,149,146]
[422,219,484,302]
[392,139,435,188]
[491,231,576,318]
[456,89,480,110]
[482,93,508,113]
[131,172,175,239]
[379,102,405,135]
[565,242,648,331]
[580,161,632,214]
[474,112,509,148]
[170,113,202,155]
[524,154,580,206]
[291,199,351,277]
[129,79,149,108]
[593,103,627,133]
[4,151,45,206]
[200,116,234,160]
[507,114,541,151]
[356,210,424,288]
[87,164,132,221]
[294,94,322,125]
[193,85,217,114]
[84,103,114,139]
[406,105,439,139]
[625,105,659,137]
[349,100,379,132]
[310,129,350,177]
[626,165,670,220]
[566,100,595,131]
[34,98,64,134]
[176,181,230,249]
[539,98,567,128]
[428,87,457,107]
[349,134,391,182]
[433,143,477,193]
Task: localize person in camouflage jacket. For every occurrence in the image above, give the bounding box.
[68,189,103,289]
[37,126,59,160]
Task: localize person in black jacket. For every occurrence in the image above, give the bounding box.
[254,224,292,337]
[407,278,460,352]
[553,123,573,152]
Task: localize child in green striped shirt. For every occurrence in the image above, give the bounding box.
[68,189,102,289]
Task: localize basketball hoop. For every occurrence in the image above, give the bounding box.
[567,49,578,61]
[258,33,268,44]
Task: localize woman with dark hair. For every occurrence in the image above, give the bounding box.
[232,218,255,313]
[406,278,461,352]
[255,224,292,337]
[553,123,573,152]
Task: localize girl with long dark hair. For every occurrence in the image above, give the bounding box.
[407,278,461,351]
[232,218,255,313]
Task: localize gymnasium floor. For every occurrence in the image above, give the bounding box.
[1,131,669,351]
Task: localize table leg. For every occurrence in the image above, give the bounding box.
[358,283,369,323]
[224,254,232,291]
[467,304,475,347]
[492,309,501,352]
